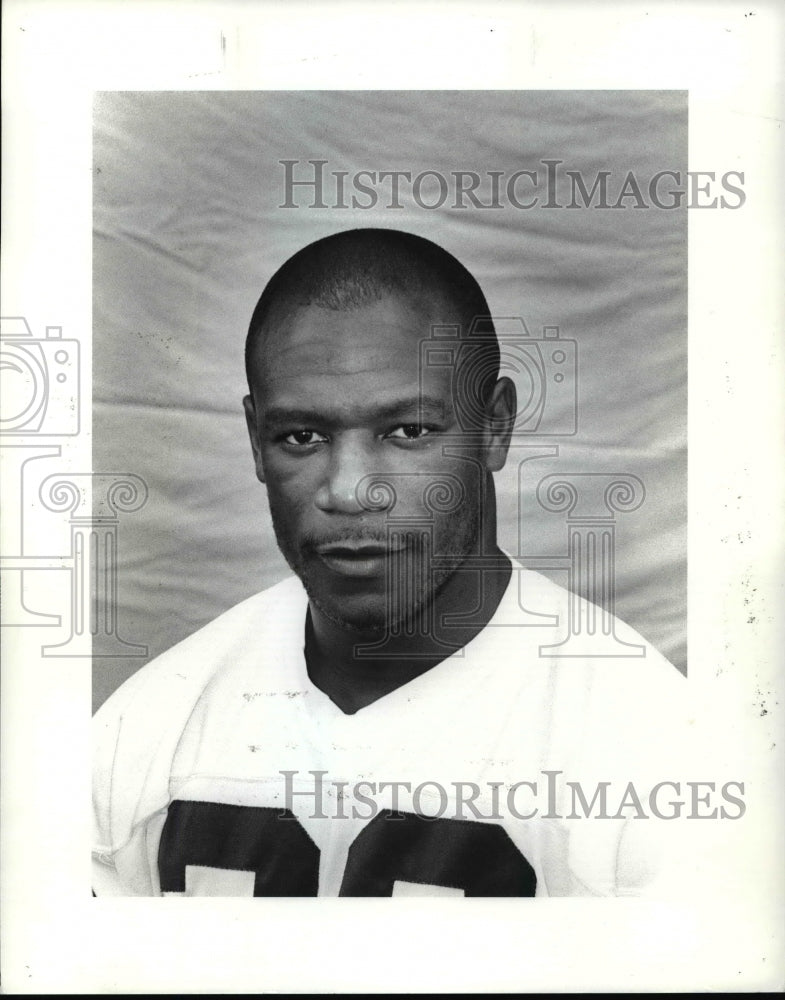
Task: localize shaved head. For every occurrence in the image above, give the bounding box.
[245,228,500,416]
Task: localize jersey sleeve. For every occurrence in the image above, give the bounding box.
[92,645,223,892]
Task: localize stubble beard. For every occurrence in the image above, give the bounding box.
[266,499,480,635]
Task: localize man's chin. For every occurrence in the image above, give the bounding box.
[291,546,468,635]
[308,592,394,634]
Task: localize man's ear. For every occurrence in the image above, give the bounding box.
[484,376,517,472]
[243,394,266,484]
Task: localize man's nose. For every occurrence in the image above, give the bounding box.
[314,437,381,514]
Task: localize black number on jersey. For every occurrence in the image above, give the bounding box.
[159,800,319,895]
[159,800,536,896]
[340,810,536,896]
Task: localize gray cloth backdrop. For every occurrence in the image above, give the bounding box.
[93,91,687,711]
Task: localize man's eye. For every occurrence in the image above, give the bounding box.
[283,429,328,446]
[387,424,432,441]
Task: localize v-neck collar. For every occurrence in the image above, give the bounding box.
[293,551,523,722]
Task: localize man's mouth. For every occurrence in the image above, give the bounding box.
[314,542,406,578]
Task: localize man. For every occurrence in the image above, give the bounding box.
[93,228,689,897]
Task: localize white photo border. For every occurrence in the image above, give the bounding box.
[1,0,783,993]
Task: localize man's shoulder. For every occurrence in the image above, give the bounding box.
[504,558,684,690]
[94,574,306,723]
[93,574,307,852]
[166,572,307,658]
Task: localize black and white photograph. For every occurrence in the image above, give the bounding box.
[2,1,783,993]
[92,90,694,901]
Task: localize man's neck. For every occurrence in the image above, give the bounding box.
[304,544,512,714]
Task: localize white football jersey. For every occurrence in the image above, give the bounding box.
[93,560,693,897]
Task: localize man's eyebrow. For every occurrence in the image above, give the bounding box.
[262,396,450,426]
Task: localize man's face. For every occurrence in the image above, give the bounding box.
[244,291,504,633]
